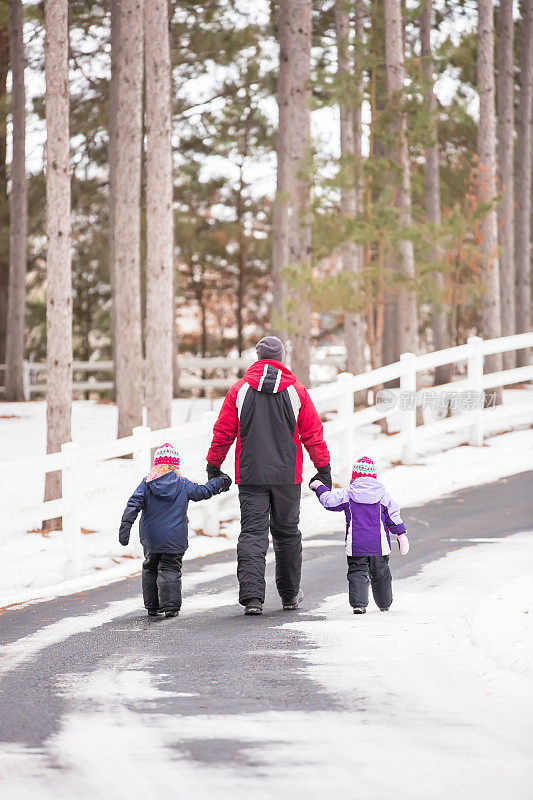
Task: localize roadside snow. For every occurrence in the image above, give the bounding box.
[0,533,531,799]
[1,389,532,607]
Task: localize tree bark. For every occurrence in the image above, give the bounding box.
[496,0,515,369]
[273,0,312,386]
[44,0,72,525]
[114,0,144,437]
[0,21,8,367]
[477,0,502,374]
[515,0,533,367]
[108,0,120,401]
[144,0,173,431]
[5,0,27,401]
[334,0,366,380]
[384,0,418,355]
[421,0,450,384]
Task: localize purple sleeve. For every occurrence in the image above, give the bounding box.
[316,484,349,512]
[381,491,406,536]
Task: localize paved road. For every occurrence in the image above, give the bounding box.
[0,471,531,795]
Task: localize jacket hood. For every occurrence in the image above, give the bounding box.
[243,360,297,393]
[145,471,182,501]
[348,476,386,504]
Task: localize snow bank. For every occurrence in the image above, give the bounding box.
[1,534,531,799]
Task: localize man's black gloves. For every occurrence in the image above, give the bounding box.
[309,463,332,490]
[207,463,223,481]
[119,522,131,547]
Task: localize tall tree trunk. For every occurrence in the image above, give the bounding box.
[108,0,120,400]
[384,0,418,355]
[5,0,27,401]
[272,1,312,385]
[0,21,8,367]
[114,0,144,437]
[421,0,450,384]
[515,0,533,367]
[144,0,173,431]
[274,0,312,385]
[477,0,502,374]
[334,0,366,380]
[44,0,72,526]
[496,0,515,368]
[271,1,290,340]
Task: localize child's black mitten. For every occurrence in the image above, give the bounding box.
[119,522,131,546]
[219,472,232,492]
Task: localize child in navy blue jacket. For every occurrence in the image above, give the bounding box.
[119,442,231,617]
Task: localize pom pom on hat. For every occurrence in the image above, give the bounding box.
[351,456,377,482]
[153,442,180,468]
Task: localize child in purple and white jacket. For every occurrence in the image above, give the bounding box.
[310,456,409,614]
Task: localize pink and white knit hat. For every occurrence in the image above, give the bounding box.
[351,456,377,482]
[153,442,180,468]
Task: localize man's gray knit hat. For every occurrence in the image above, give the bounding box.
[256,335,285,363]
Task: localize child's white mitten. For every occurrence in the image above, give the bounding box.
[309,479,322,491]
[398,533,409,555]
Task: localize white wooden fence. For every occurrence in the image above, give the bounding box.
[1,332,532,580]
[0,352,346,399]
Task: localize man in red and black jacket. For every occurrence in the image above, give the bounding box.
[206,336,331,615]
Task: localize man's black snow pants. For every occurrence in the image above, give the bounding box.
[142,551,183,612]
[237,484,302,606]
[346,555,392,610]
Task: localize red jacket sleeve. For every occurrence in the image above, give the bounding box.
[206,383,240,468]
[297,385,330,469]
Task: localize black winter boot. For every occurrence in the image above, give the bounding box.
[147,609,161,617]
[165,610,179,618]
[282,589,304,610]
[244,598,263,615]
[353,607,366,615]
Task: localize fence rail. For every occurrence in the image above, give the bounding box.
[1,333,532,581]
[0,352,348,399]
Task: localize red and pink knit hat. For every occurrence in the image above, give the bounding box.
[351,456,377,482]
[153,442,180,468]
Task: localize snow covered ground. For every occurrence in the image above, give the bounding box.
[1,389,532,607]
[1,532,531,799]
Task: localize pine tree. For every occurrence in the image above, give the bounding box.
[145,0,173,431]
[515,0,533,367]
[5,0,27,400]
[476,0,502,373]
[420,0,450,383]
[496,0,515,367]
[113,0,144,437]
[334,0,366,378]
[384,0,418,354]
[273,0,312,385]
[44,0,72,525]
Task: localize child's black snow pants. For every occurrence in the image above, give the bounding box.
[346,555,392,610]
[142,551,183,612]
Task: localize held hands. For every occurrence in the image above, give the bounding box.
[207,463,223,481]
[398,533,409,555]
[309,463,332,490]
[309,479,322,492]
[219,472,232,492]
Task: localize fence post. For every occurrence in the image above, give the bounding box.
[61,441,82,579]
[22,361,30,401]
[336,372,354,477]
[132,426,152,556]
[467,336,484,446]
[400,352,417,465]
